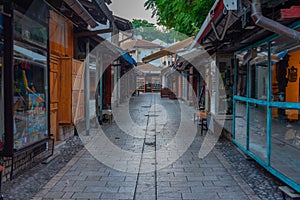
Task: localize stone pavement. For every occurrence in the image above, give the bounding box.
[2,136,84,200]
[32,93,264,200]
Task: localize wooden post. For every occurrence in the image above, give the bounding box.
[3,1,14,156]
[113,63,118,106]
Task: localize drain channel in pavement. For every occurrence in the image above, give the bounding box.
[144,114,159,117]
[133,94,158,200]
[141,105,151,108]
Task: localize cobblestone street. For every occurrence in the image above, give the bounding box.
[3,93,284,199]
[1,0,300,198]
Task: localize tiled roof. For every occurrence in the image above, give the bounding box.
[137,62,162,72]
[121,39,162,51]
[134,39,161,48]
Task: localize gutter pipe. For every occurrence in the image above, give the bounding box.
[251,0,300,43]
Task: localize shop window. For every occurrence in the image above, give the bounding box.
[248,44,268,100]
[234,100,247,148]
[13,9,48,150]
[13,42,48,149]
[14,11,47,48]
[137,77,145,90]
[271,34,300,125]
[271,108,300,184]
[271,31,300,104]
[249,103,267,162]
[152,77,161,91]
[217,60,233,114]
[235,50,248,97]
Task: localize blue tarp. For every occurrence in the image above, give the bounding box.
[118,49,136,66]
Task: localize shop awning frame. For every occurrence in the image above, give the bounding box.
[63,0,98,28]
[189,0,224,50]
[142,36,195,63]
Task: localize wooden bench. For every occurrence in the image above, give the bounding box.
[279,186,300,200]
[194,111,208,135]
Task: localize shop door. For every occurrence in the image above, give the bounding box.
[50,55,59,141]
[59,57,72,124]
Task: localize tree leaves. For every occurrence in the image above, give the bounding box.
[144,0,215,36]
[132,19,188,43]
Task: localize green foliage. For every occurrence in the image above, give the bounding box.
[132,19,187,43]
[144,0,215,36]
[132,19,156,28]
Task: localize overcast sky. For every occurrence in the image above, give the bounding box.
[108,0,157,24]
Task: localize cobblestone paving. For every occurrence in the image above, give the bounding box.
[215,138,283,200]
[2,136,84,200]
[2,93,286,199]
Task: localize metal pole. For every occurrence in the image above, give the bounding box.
[99,53,103,122]
[85,39,90,135]
[117,64,120,105]
[266,42,272,166]
[246,62,250,151]
[232,54,237,139]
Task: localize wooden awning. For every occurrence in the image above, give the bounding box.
[114,15,133,32]
[142,36,195,63]
[64,0,98,28]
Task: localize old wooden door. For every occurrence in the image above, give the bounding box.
[50,55,60,141]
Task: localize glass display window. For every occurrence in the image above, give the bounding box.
[248,44,268,100]
[137,76,145,91]
[232,22,300,192]
[271,30,300,122]
[234,100,247,148]
[271,108,300,185]
[12,7,49,150]
[13,41,48,149]
[217,58,234,115]
[235,50,248,97]
[249,103,267,162]
[13,10,47,49]
[271,29,300,104]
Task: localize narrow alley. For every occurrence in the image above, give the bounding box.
[1,0,300,199]
[2,93,283,200]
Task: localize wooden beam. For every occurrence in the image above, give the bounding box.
[281,6,300,19]
[76,28,112,37]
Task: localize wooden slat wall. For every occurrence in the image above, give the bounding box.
[59,57,72,124]
[49,11,74,57]
[72,59,85,124]
[50,55,60,141]
[49,10,75,140]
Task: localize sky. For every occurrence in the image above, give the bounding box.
[108,0,157,24]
